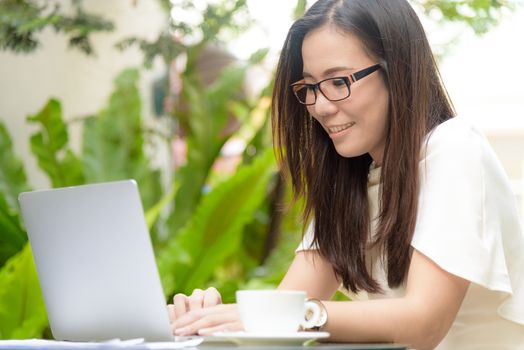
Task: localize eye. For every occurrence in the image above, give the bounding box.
[330,78,347,88]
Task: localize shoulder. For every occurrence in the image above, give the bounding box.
[425,117,484,154]
[422,116,497,173]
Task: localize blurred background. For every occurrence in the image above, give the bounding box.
[0,0,522,339]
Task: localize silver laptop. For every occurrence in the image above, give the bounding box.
[19,180,175,342]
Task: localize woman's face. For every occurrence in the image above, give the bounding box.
[301,24,389,164]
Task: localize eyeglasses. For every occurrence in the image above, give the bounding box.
[290,63,382,106]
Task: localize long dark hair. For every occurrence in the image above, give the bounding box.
[272,0,455,293]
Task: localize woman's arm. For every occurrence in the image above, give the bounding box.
[172,248,468,349]
[322,249,469,350]
[278,250,341,299]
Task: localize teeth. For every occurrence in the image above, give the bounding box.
[328,122,355,134]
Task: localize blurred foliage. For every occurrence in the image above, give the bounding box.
[166,48,269,235]
[27,100,84,188]
[117,0,273,241]
[0,62,294,337]
[294,0,308,19]
[0,244,47,339]
[0,0,516,58]
[117,0,251,68]
[0,69,163,338]
[0,124,29,267]
[158,148,276,295]
[412,0,517,34]
[81,70,163,211]
[0,22,286,339]
[0,0,518,340]
[0,0,114,55]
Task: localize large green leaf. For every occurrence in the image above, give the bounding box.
[145,181,179,230]
[0,121,29,266]
[158,148,276,296]
[0,243,48,339]
[27,99,84,187]
[0,193,27,268]
[168,63,251,233]
[82,69,162,210]
[0,121,30,210]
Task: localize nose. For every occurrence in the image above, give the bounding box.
[311,91,338,119]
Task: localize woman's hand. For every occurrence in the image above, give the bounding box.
[167,287,243,336]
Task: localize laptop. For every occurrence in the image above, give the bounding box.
[19,180,176,342]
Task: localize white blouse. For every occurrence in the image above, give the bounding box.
[297,117,524,349]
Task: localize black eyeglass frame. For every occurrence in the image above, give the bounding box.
[290,63,382,106]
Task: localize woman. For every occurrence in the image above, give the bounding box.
[168,0,524,348]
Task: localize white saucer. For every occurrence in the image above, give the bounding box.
[210,331,330,346]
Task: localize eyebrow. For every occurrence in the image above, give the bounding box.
[303,66,354,79]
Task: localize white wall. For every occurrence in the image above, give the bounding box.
[0,0,166,189]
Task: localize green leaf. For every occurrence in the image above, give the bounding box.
[166,161,209,234]
[0,243,48,339]
[0,121,30,265]
[158,149,277,295]
[248,48,269,65]
[27,99,67,153]
[294,0,307,19]
[169,60,253,234]
[418,0,513,35]
[0,193,27,268]
[27,99,84,187]
[81,69,162,210]
[0,0,114,55]
[145,182,179,230]
[167,63,249,233]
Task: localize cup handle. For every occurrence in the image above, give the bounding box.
[301,299,322,330]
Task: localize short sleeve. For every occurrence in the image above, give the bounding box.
[411,117,524,325]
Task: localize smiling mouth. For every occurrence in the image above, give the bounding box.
[327,122,355,134]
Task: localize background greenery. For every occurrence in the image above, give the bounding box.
[0,0,516,339]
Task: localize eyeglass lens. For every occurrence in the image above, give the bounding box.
[295,77,350,105]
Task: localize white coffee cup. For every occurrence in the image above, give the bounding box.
[236,290,322,333]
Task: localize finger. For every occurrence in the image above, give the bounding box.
[167,304,176,322]
[189,289,205,311]
[173,293,189,319]
[203,287,222,308]
[174,309,199,329]
[174,311,239,336]
[174,306,238,335]
[175,303,236,329]
[198,321,244,336]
